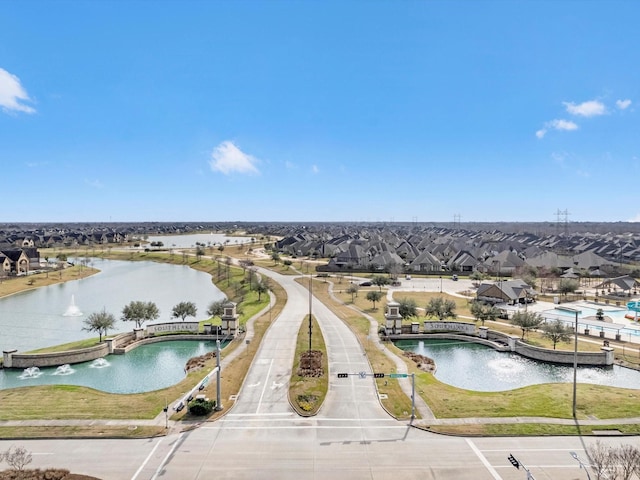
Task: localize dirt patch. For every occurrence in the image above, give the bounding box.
[185,351,217,373]
[0,470,101,480]
[403,351,436,373]
[297,350,324,377]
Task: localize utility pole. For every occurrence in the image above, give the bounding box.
[308,274,313,352]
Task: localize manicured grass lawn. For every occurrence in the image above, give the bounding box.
[315,278,640,422]
[0,425,166,439]
[289,315,328,415]
[0,265,98,299]
[425,423,640,436]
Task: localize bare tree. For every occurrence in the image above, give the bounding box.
[614,444,640,480]
[588,440,617,480]
[2,445,33,471]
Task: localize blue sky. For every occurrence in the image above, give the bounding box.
[1,1,638,223]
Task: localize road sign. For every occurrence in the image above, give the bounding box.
[507,454,520,469]
[373,373,385,378]
[389,373,408,378]
[337,373,348,378]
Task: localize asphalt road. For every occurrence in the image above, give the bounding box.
[2,270,639,479]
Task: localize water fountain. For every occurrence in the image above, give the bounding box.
[19,367,42,379]
[63,294,83,317]
[52,364,74,375]
[90,358,110,368]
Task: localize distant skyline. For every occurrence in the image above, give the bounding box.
[1,1,638,223]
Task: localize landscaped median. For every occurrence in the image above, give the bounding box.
[288,314,328,415]
[310,276,640,436]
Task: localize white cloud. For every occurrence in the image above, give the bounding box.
[311,164,319,174]
[84,178,103,189]
[616,99,632,110]
[209,141,260,175]
[284,161,296,169]
[629,213,640,222]
[0,68,36,114]
[536,119,578,139]
[563,100,606,117]
[550,119,579,131]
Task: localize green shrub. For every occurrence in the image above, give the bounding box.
[187,398,216,416]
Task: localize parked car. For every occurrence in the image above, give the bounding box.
[360,281,373,286]
[451,274,458,281]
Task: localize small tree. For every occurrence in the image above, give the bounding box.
[470,301,484,322]
[171,301,198,322]
[511,311,543,340]
[82,308,116,342]
[346,283,359,302]
[283,259,293,269]
[366,290,383,309]
[397,297,418,320]
[470,271,484,285]
[614,444,640,480]
[588,440,617,480]
[372,275,390,292]
[255,280,269,301]
[2,445,32,471]
[541,319,572,349]
[425,297,457,320]
[121,300,160,329]
[207,298,227,320]
[271,251,281,265]
[558,278,580,298]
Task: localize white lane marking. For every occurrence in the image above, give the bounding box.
[131,437,163,480]
[256,358,274,414]
[227,412,294,417]
[271,381,283,389]
[466,438,503,480]
[150,432,185,480]
[203,425,408,430]
[247,382,261,388]
[481,448,582,452]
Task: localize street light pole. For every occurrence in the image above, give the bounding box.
[570,452,592,480]
[573,309,578,418]
[561,306,582,417]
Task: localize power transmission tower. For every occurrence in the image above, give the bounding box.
[554,209,570,235]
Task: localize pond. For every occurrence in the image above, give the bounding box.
[0,258,225,353]
[146,233,251,249]
[0,340,224,394]
[395,339,640,392]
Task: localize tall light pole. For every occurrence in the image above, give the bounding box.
[564,307,581,417]
[570,452,592,480]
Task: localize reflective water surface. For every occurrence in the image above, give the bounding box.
[396,339,640,391]
[0,340,222,393]
[0,258,225,352]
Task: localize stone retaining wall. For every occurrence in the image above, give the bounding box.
[388,330,614,366]
[4,343,109,369]
[2,332,221,369]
